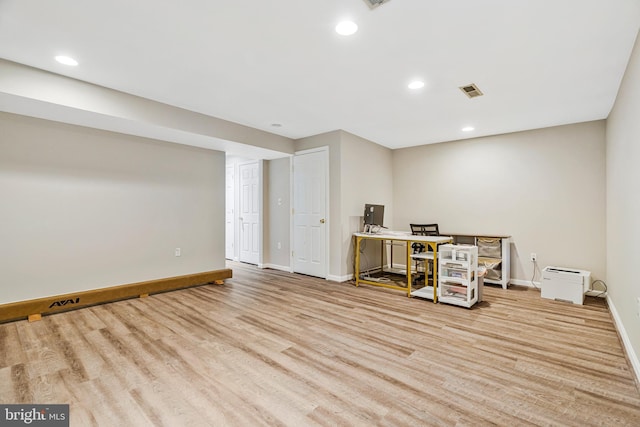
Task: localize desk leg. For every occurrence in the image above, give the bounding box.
[432,243,438,303]
[406,241,412,297]
[355,236,361,287]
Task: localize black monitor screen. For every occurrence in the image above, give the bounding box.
[363,204,384,226]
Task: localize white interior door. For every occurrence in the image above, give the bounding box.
[239,161,260,265]
[225,165,235,260]
[293,149,327,278]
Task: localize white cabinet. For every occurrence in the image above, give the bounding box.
[476,236,510,289]
[438,244,478,308]
[446,234,510,289]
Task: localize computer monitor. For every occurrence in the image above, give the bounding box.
[363,204,384,227]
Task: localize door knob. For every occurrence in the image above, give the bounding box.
[320,218,325,224]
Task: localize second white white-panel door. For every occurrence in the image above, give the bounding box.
[239,161,259,265]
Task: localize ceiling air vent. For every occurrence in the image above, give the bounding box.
[363,0,391,9]
[459,83,484,99]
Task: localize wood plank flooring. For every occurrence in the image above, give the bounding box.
[1,261,639,426]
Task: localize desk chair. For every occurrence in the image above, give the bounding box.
[410,223,439,287]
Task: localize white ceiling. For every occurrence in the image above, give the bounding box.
[1,0,639,150]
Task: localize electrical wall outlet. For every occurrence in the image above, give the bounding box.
[175,248,181,257]
[530,253,537,262]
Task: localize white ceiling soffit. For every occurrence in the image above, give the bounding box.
[0,59,294,160]
[0,92,290,160]
[0,0,639,150]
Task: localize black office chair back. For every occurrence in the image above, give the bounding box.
[410,223,439,253]
[410,223,439,236]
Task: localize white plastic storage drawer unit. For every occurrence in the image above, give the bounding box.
[541,266,591,305]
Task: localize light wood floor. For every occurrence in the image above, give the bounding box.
[1,262,639,426]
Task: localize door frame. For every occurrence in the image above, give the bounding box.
[225,164,236,260]
[290,146,330,279]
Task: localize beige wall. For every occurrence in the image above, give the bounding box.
[606,29,640,376]
[0,112,226,304]
[392,121,606,284]
[340,131,394,277]
[294,130,394,280]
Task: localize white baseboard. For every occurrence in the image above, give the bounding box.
[328,274,352,282]
[505,279,611,300]
[262,263,292,272]
[606,296,640,385]
[508,278,540,287]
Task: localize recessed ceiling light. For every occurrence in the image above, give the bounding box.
[462,126,475,132]
[408,81,425,90]
[335,21,358,36]
[55,55,78,66]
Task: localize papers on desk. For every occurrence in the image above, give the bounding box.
[358,230,411,237]
[384,230,412,236]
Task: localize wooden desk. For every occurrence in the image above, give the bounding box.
[353,232,453,301]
